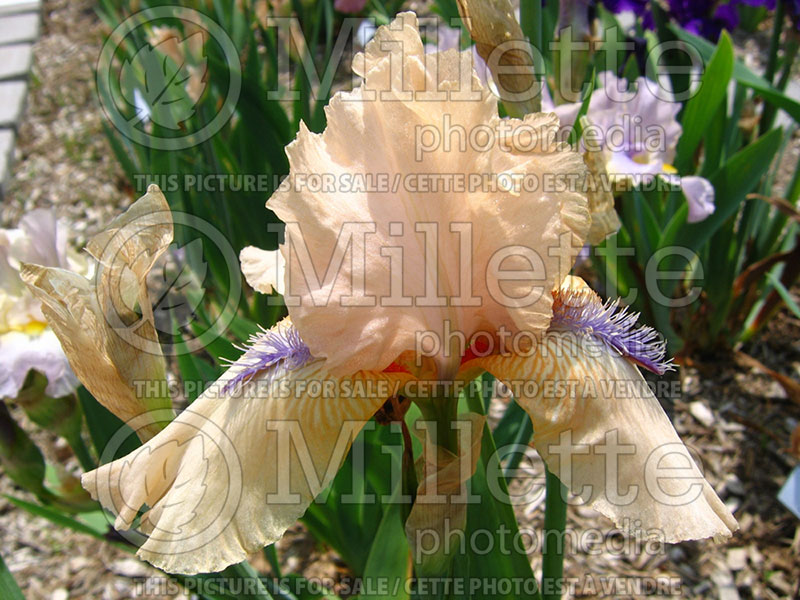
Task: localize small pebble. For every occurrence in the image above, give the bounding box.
[747,544,763,565]
[51,589,69,600]
[689,400,715,427]
[668,546,686,562]
[724,474,746,496]
[109,558,150,578]
[711,566,740,600]
[726,547,747,571]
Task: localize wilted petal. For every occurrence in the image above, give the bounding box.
[456,0,540,115]
[680,175,715,223]
[461,278,737,542]
[81,319,411,574]
[583,149,621,244]
[21,186,175,440]
[269,13,589,377]
[239,246,284,294]
[20,265,171,441]
[406,412,485,575]
[86,184,173,328]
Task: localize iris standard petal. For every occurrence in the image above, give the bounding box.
[680,175,715,223]
[7,209,69,271]
[81,319,412,575]
[268,12,589,377]
[239,246,284,294]
[583,149,621,244]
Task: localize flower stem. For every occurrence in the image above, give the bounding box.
[400,417,418,525]
[775,33,799,92]
[521,0,543,56]
[406,393,461,586]
[414,394,460,455]
[67,433,96,473]
[541,467,568,600]
[227,560,273,599]
[760,0,787,134]
[764,0,786,85]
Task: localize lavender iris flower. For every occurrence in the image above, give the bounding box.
[545,72,716,223]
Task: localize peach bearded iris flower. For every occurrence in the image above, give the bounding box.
[62,12,735,575]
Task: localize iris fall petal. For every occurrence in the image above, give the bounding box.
[461,278,737,542]
[81,319,411,574]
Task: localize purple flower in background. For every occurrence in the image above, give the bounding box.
[334,0,367,14]
[602,0,788,39]
[0,210,87,399]
[788,0,800,30]
[602,0,650,17]
[600,0,655,30]
[680,176,716,223]
[735,0,776,8]
[667,0,739,40]
[545,71,717,223]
